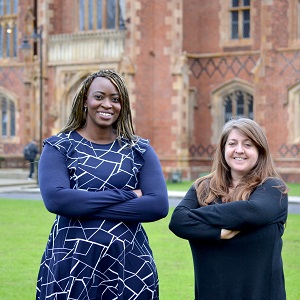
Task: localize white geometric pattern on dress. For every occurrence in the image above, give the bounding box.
[37,131,158,300]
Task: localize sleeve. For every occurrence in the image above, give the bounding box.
[169,186,221,241]
[86,145,169,222]
[39,143,138,218]
[188,179,288,231]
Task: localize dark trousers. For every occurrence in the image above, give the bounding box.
[28,159,35,178]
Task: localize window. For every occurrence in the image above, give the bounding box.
[292,0,300,40]
[0,0,18,59]
[298,1,300,38]
[2,98,7,135]
[0,95,15,137]
[78,0,125,31]
[223,90,253,122]
[210,80,253,143]
[230,0,250,39]
[287,84,300,143]
[287,0,300,46]
[10,100,15,136]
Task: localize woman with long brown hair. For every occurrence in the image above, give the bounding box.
[169,117,288,300]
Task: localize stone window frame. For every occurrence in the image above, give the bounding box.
[230,0,251,39]
[219,0,253,48]
[75,0,125,32]
[287,83,300,143]
[0,93,16,138]
[210,79,254,144]
[288,0,300,47]
[224,90,253,122]
[0,0,18,60]
[188,87,198,146]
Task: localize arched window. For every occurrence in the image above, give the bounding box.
[287,84,300,143]
[2,98,7,136]
[0,95,16,137]
[223,90,253,122]
[211,80,254,143]
[10,101,16,136]
[78,0,125,31]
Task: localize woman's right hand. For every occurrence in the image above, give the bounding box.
[133,189,143,198]
[221,229,240,239]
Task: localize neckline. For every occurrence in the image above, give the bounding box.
[73,130,117,146]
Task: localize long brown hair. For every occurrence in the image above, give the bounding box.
[60,69,137,141]
[195,118,288,205]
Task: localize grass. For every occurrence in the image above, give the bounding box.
[286,182,300,197]
[283,214,300,300]
[166,180,300,196]
[0,200,56,299]
[0,198,299,299]
[166,180,194,192]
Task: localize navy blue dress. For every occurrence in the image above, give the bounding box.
[36,131,169,300]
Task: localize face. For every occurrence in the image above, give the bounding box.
[224,129,259,180]
[85,77,121,130]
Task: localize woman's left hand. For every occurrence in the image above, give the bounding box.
[133,189,143,198]
[220,229,240,239]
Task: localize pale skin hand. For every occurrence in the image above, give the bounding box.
[221,229,240,240]
[133,189,143,198]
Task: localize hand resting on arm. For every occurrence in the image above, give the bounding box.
[39,144,168,222]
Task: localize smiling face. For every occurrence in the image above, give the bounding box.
[224,129,259,181]
[84,76,121,131]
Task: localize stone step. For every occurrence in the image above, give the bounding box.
[0,168,30,179]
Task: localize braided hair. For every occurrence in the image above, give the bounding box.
[60,70,137,141]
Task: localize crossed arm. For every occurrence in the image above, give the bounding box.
[169,180,288,241]
[39,144,169,222]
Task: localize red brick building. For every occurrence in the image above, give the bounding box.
[1,0,300,181]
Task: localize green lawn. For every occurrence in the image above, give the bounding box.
[286,182,300,197]
[0,198,299,299]
[167,180,300,196]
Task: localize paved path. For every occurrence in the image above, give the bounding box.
[0,183,300,214]
[0,169,299,214]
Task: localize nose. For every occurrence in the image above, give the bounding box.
[101,97,113,108]
[235,144,244,153]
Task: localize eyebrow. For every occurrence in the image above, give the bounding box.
[227,138,252,142]
[93,90,119,96]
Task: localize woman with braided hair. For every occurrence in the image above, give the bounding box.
[36,70,169,299]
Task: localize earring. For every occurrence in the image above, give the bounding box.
[84,107,87,113]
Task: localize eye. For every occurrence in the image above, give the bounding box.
[111,97,120,103]
[94,94,104,100]
[244,142,253,147]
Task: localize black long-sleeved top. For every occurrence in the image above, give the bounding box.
[169,178,288,300]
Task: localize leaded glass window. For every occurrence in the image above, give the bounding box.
[78,0,125,31]
[223,90,253,122]
[2,98,7,136]
[224,96,233,123]
[0,96,16,137]
[10,100,15,136]
[230,0,250,40]
[0,0,18,59]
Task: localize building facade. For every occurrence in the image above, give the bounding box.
[0,0,300,181]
